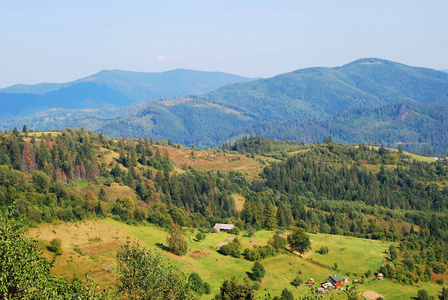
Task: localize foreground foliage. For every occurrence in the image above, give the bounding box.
[116,242,195,300]
[0,215,106,299]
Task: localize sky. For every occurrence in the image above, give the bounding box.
[1,0,447,88]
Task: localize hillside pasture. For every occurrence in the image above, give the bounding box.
[27,219,442,299]
[306,233,392,274]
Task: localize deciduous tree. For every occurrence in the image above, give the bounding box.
[287,227,311,255]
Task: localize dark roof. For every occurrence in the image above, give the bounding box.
[329,274,343,282]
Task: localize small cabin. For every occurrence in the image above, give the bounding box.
[213,223,235,233]
[328,274,343,289]
[306,278,314,286]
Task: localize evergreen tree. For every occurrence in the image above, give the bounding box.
[263,200,277,230]
[98,187,108,202]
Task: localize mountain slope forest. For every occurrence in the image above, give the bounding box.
[99,58,448,152]
[1,129,448,299]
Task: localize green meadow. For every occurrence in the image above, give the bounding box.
[28,219,443,299]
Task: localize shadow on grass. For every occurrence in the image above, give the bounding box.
[246,271,256,281]
[155,242,170,252]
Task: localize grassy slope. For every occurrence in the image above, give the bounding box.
[27,219,442,299]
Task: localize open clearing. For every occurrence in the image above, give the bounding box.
[157,145,266,180]
[27,219,442,299]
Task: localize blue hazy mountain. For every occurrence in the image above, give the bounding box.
[0,69,254,116]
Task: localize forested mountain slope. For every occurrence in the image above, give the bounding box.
[100,58,448,151]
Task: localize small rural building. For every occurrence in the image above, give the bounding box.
[306,278,314,286]
[328,274,343,289]
[377,273,384,280]
[213,223,235,233]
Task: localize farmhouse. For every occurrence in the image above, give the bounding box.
[326,274,343,289]
[213,223,235,233]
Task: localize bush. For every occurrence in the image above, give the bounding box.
[203,282,211,295]
[47,238,63,255]
[436,278,444,285]
[280,288,294,300]
[219,241,241,258]
[291,276,303,286]
[195,232,206,242]
[188,272,204,294]
[317,246,329,255]
[243,245,277,261]
[433,263,446,274]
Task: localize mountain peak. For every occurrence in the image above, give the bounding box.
[344,57,392,66]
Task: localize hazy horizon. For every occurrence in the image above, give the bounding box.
[1,0,447,89]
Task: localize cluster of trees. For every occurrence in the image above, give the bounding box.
[2,129,448,289]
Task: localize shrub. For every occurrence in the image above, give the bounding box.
[195,232,205,242]
[433,263,446,274]
[268,233,287,250]
[47,238,63,255]
[280,288,294,300]
[291,276,303,286]
[203,282,211,295]
[188,272,204,294]
[219,241,241,258]
[317,246,329,255]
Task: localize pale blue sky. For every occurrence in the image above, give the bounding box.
[1,0,447,88]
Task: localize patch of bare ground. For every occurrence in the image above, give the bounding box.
[215,241,229,248]
[232,194,246,212]
[288,149,311,156]
[99,147,120,166]
[362,291,385,299]
[189,250,210,259]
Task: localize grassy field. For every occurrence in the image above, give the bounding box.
[307,233,392,274]
[26,219,444,299]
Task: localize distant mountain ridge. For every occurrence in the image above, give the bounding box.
[2,58,448,154]
[96,58,448,152]
[0,69,254,116]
